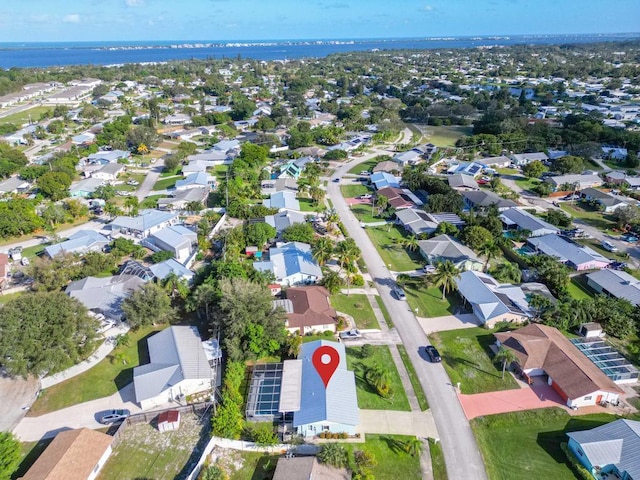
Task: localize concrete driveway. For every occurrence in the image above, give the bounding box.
[14,383,143,441]
[417,314,483,335]
[0,375,40,433]
[358,410,438,438]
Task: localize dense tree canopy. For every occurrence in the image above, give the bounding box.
[121,282,175,328]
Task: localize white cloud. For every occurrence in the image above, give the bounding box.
[126,0,144,6]
[63,14,81,23]
[423,5,434,11]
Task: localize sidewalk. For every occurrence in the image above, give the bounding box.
[40,324,130,389]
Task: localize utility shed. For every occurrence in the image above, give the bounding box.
[157,410,181,432]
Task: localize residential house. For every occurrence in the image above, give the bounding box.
[149,258,195,283]
[157,187,209,211]
[369,171,401,190]
[272,456,349,480]
[475,155,512,168]
[462,190,518,211]
[109,209,178,238]
[545,174,603,192]
[87,150,130,165]
[69,177,104,198]
[567,419,640,480]
[212,139,240,154]
[71,132,96,145]
[376,187,419,210]
[494,323,623,408]
[253,242,322,286]
[133,326,214,409]
[0,176,30,195]
[456,270,531,327]
[260,177,298,196]
[500,208,559,237]
[447,161,484,177]
[19,428,113,480]
[580,188,628,213]
[45,230,110,258]
[392,144,436,167]
[65,274,145,320]
[418,235,484,271]
[394,209,438,236]
[604,170,627,185]
[147,225,198,263]
[175,172,215,191]
[586,269,640,306]
[279,157,314,179]
[448,173,479,190]
[265,209,307,236]
[623,176,640,191]
[181,160,208,175]
[527,234,611,271]
[510,152,549,166]
[163,113,192,125]
[92,162,125,182]
[372,160,401,174]
[280,340,359,436]
[548,149,568,160]
[264,191,300,211]
[187,148,230,165]
[277,286,338,335]
[602,146,628,161]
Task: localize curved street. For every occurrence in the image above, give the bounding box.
[327,155,489,480]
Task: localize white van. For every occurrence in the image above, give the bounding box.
[602,240,618,252]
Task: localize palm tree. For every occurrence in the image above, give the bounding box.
[187,283,218,321]
[312,237,335,266]
[491,261,522,284]
[494,346,518,379]
[365,364,392,397]
[335,238,361,272]
[402,235,419,252]
[319,270,344,294]
[318,443,348,468]
[161,273,189,301]
[404,437,423,457]
[477,240,501,272]
[124,196,139,216]
[309,185,325,205]
[325,209,339,233]
[430,260,459,300]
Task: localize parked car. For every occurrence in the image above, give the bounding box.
[20,257,30,266]
[339,329,362,339]
[126,180,139,186]
[563,194,580,201]
[423,265,436,274]
[359,171,371,176]
[333,178,341,183]
[392,287,406,300]
[602,240,618,252]
[359,194,373,199]
[98,409,131,424]
[425,345,442,363]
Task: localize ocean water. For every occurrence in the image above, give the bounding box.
[0,34,637,69]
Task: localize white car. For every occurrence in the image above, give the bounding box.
[20,257,30,266]
[359,194,373,199]
[359,171,371,176]
[126,180,139,186]
[339,329,362,339]
[423,265,436,273]
[602,240,618,253]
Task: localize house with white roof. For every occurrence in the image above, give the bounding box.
[447,162,484,177]
[586,269,640,306]
[545,174,603,192]
[500,208,559,237]
[182,160,209,174]
[264,191,300,211]
[87,150,130,165]
[527,234,611,271]
[474,155,512,168]
[265,209,307,236]
[92,162,125,182]
[147,225,198,263]
[456,270,531,327]
[149,258,195,283]
[69,177,104,197]
[448,173,479,190]
[369,171,401,190]
[133,326,214,409]
[45,230,110,258]
[175,172,215,191]
[65,274,145,320]
[253,242,322,286]
[0,176,31,195]
[109,209,178,238]
[510,152,549,166]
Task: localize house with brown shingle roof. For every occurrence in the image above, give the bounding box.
[19,428,112,480]
[376,187,416,210]
[494,324,623,408]
[279,286,338,335]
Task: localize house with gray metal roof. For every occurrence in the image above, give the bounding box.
[109,209,178,238]
[147,225,197,263]
[175,172,215,191]
[265,209,307,236]
[567,419,640,479]
[253,242,322,286]
[264,191,300,211]
[69,177,104,198]
[395,209,438,236]
[285,340,359,436]
[587,269,640,306]
[418,235,483,272]
[133,326,214,409]
[448,173,479,190]
[462,190,517,211]
[157,187,209,211]
[456,271,531,327]
[510,152,548,166]
[65,274,144,320]
[545,174,603,192]
[500,208,559,237]
[580,188,629,213]
[527,234,611,271]
[45,230,110,258]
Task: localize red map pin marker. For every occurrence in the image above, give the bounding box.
[312,345,340,388]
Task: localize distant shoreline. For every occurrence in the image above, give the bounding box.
[1,33,638,69]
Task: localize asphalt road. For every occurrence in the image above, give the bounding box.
[328,159,489,480]
[136,157,166,201]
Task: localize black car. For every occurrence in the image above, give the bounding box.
[425,345,442,363]
[98,409,131,424]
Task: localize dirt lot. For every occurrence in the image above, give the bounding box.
[0,374,40,432]
[98,411,211,480]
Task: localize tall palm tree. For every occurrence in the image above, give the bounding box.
[319,270,344,294]
[402,235,419,252]
[430,260,459,300]
[335,238,361,272]
[477,240,501,272]
[491,261,522,284]
[325,209,339,233]
[494,346,518,379]
[187,283,218,321]
[161,272,189,301]
[312,237,335,266]
[309,185,325,205]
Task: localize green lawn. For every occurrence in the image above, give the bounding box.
[331,293,379,330]
[0,106,53,126]
[559,203,617,233]
[428,328,519,394]
[428,438,448,480]
[160,165,182,177]
[343,434,422,480]
[13,439,53,479]
[298,197,320,212]
[351,204,382,224]
[346,346,411,411]
[228,452,279,480]
[348,159,382,174]
[403,278,461,318]
[375,295,393,328]
[140,194,165,208]
[471,408,638,480]
[152,176,183,191]
[567,275,595,300]
[21,243,46,258]
[116,173,146,192]
[366,225,423,272]
[341,183,372,198]
[213,164,230,177]
[514,177,542,192]
[397,344,429,410]
[575,238,628,261]
[28,325,165,416]
[423,125,472,147]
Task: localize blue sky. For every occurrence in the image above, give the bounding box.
[0,0,638,43]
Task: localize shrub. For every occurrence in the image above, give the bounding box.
[318,443,349,468]
[560,443,593,480]
[361,344,374,358]
[351,274,365,287]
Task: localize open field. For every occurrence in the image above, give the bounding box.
[0,106,53,126]
[428,327,519,394]
[560,203,617,233]
[341,183,372,198]
[28,325,165,416]
[346,346,411,411]
[422,125,472,147]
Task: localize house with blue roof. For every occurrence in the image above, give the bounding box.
[45,230,110,258]
[527,234,611,271]
[369,171,401,190]
[264,191,300,211]
[147,225,198,263]
[149,258,195,283]
[253,242,322,286]
[279,340,359,436]
[278,157,314,179]
[447,161,484,177]
[212,139,240,153]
